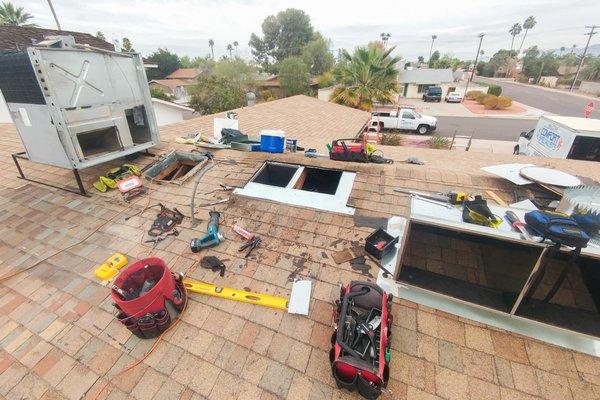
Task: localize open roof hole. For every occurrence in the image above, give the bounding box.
[144,151,206,184]
[252,163,299,187]
[295,167,342,195]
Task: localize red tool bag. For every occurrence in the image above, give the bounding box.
[330,138,369,163]
[112,257,186,339]
[329,281,392,399]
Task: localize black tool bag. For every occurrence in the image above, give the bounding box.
[524,210,589,248]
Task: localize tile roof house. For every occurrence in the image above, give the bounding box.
[398,68,456,99]
[257,75,320,99]
[0,26,114,52]
[0,94,600,399]
[165,68,202,81]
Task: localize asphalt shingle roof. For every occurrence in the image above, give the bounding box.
[0,26,114,52]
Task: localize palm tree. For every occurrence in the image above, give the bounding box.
[560,46,566,56]
[429,34,437,61]
[0,1,37,26]
[96,31,106,41]
[380,33,391,47]
[517,16,537,55]
[509,23,522,54]
[233,41,239,57]
[570,44,577,55]
[208,39,215,59]
[226,44,233,58]
[331,46,401,110]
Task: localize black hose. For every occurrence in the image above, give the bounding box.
[190,162,215,226]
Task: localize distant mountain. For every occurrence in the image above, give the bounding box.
[549,43,600,57]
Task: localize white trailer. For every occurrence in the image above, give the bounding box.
[515,115,600,162]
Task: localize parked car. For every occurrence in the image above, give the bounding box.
[445,92,463,103]
[514,115,600,161]
[422,86,442,102]
[370,108,437,135]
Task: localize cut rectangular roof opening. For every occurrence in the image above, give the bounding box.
[236,162,356,215]
[253,163,298,187]
[295,167,342,195]
[144,151,208,184]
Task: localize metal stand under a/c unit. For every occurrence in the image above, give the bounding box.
[11,151,89,197]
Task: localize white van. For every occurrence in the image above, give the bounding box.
[515,115,600,162]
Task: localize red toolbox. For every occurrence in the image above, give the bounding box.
[330,281,392,399]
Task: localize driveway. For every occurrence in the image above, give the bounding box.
[474,77,598,118]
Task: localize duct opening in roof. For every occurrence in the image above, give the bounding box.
[295,167,342,195]
[252,163,299,187]
[77,126,122,158]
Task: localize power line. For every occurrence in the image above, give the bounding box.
[570,25,598,92]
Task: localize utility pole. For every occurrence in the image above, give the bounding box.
[463,33,485,100]
[570,25,598,92]
[47,0,61,30]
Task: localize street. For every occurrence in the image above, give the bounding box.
[474,77,595,118]
[434,116,536,141]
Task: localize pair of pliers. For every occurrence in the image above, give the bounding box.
[239,236,261,258]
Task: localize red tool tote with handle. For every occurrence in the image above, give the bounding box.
[112,257,186,339]
[330,281,392,399]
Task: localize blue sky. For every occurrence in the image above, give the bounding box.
[15,0,600,61]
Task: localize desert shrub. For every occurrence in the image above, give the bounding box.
[381,133,403,146]
[465,90,483,100]
[483,95,499,109]
[497,96,512,109]
[488,84,502,96]
[427,136,450,149]
[260,90,275,101]
[476,92,488,104]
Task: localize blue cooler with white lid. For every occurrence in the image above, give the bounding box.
[260,130,286,153]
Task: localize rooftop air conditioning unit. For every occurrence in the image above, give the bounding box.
[0,35,160,173]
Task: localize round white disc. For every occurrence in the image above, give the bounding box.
[519,166,581,187]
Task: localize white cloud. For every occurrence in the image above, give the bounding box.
[14,0,600,60]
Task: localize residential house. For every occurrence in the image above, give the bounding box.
[0,26,114,123]
[165,68,202,82]
[397,68,456,98]
[256,74,319,99]
[1,93,600,399]
[150,98,194,126]
[149,79,193,104]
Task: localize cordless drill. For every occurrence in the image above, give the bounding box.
[190,211,222,252]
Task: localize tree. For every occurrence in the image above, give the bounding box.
[517,16,536,55]
[212,58,256,90]
[226,44,234,58]
[249,8,314,71]
[208,39,215,59]
[149,87,170,101]
[417,56,424,64]
[560,46,566,56]
[582,57,600,81]
[331,46,400,110]
[380,33,391,47]
[146,48,181,80]
[429,35,437,60]
[521,46,559,79]
[121,37,134,52]
[509,23,522,53]
[428,50,440,68]
[96,31,106,41]
[431,54,461,70]
[571,44,577,55]
[189,75,246,115]
[300,33,334,75]
[278,57,311,96]
[0,1,36,26]
[233,41,239,56]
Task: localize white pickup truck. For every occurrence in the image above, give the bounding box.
[370,108,438,135]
